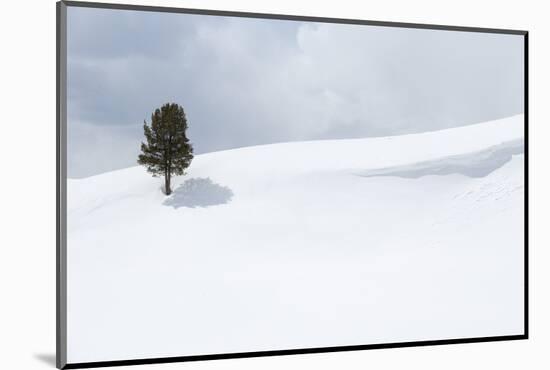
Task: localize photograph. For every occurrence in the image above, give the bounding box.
[61,3,526,366]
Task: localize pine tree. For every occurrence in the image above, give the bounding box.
[138,103,194,195]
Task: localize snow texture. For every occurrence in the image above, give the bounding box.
[67,115,525,363]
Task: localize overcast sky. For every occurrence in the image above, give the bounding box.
[67,7,524,178]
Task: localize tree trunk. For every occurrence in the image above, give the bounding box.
[165,172,171,195]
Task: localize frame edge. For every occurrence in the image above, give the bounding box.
[62,0,527,35]
[57,1,68,369]
[57,2,529,368]
[523,31,529,339]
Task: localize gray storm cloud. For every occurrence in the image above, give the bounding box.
[67,7,524,178]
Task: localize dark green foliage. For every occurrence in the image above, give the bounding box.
[138,103,194,195]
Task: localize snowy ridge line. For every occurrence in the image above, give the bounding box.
[357,138,524,179]
[195,115,524,171]
[67,114,524,181]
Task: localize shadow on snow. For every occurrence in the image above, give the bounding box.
[357,139,524,179]
[163,177,233,209]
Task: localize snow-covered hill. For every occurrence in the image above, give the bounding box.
[67,115,525,363]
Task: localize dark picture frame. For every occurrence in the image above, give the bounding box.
[57,1,529,368]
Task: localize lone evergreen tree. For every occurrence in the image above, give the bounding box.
[138,103,194,195]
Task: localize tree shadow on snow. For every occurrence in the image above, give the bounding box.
[163,177,234,209]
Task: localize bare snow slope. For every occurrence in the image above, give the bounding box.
[67,115,525,363]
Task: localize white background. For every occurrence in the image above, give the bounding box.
[0,0,546,369]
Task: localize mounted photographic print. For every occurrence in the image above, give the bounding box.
[56,1,528,368]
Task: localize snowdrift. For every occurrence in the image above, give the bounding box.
[67,115,525,363]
